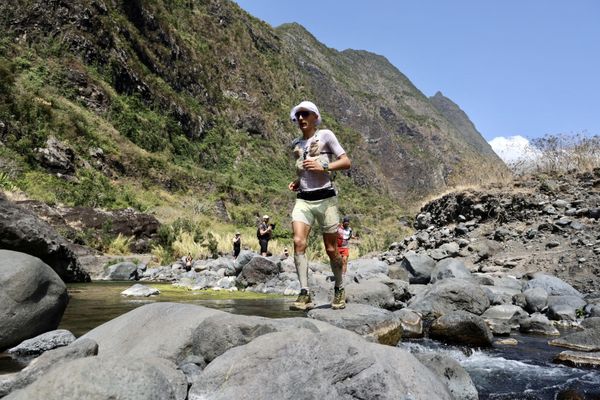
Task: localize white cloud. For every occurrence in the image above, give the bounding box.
[488,135,541,165]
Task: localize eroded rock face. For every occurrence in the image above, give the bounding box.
[0,251,69,351]
[0,195,89,282]
[17,201,160,254]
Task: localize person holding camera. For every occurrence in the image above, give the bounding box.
[257,215,273,256]
[233,232,241,259]
[287,101,351,311]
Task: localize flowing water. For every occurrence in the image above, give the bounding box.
[2,282,600,399]
[400,337,600,400]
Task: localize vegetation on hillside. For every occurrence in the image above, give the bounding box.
[0,0,507,261]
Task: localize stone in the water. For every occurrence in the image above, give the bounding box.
[8,329,75,356]
[553,351,600,368]
[121,284,160,297]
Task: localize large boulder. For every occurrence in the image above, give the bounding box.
[0,338,98,398]
[408,278,490,319]
[235,256,279,288]
[0,251,69,350]
[78,302,222,362]
[392,308,424,338]
[429,311,494,347]
[0,195,89,282]
[549,327,600,351]
[400,251,436,284]
[4,356,187,400]
[191,313,335,363]
[518,313,559,336]
[429,258,471,284]
[188,329,453,400]
[345,280,397,309]
[346,258,389,281]
[524,274,582,297]
[523,287,548,313]
[308,303,403,345]
[414,352,479,400]
[103,261,138,280]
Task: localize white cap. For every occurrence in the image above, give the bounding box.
[263,215,269,219]
[235,231,240,235]
[290,101,322,125]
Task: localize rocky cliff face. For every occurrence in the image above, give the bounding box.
[0,0,507,219]
[277,24,509,197]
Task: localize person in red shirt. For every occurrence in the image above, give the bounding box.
[337,216,354,275]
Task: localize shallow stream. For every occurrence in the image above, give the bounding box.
[2,282,599,399]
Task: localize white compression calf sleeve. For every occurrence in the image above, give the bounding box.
[294,253,309,289]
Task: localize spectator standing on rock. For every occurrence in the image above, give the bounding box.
[337,216,355,275]
[287,100,351,311]
[183,253,192,272]
[233,232,241,259]
[257,215,273,256]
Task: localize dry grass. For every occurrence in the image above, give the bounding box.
[106,233,134,255]
[510,133,600,176]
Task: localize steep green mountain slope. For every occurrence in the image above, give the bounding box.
[0,0,507,250]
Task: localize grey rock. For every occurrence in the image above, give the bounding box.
[104,261,138,280]
[78,303,222,362]
[430,311,494,347]
[519,313,559,336]
[523,287,548,313]
[483,286,521,306]
[0,339,98,398]
[121,283,160,297]
[236,256,279,287]
[549,327,600,351]
[547,295,586,310]
[392,308,424,338]
[554,351,600,368]
[409,279,490,319]
[400,251,435,284]
[8,329,75,357]
[548,304,577,322]
[188,329,452,400]
[414,352,479,400]
[5,356,187,400]
[192,313,336,363]
[346,280,396,309]
[430,258,471,284]
[308,303,402,345]
[482,305,528,330]
[524,274,582,297]
[0,251,69,351]
[581,317,600,329]
[388,263,410,281]
[233,250,255,273]
[0,198,88,282]
[347,258,389,280]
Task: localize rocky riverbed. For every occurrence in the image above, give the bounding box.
[1,169,599,399]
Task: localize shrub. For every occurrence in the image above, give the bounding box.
[106,233,134,255]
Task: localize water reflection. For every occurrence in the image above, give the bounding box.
[60,282,302,337]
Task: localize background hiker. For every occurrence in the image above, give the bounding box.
[287,100,351,311]
[337,216,354,275]
[257,215,273,256]
[233,232,241,259]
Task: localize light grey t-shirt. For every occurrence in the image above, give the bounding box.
[292,129,346,192]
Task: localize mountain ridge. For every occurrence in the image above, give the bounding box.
[0,0,508,250]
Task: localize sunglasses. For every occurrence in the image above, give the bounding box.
[295,110,311,119]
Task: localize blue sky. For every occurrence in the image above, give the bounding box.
[233,0,599,142]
